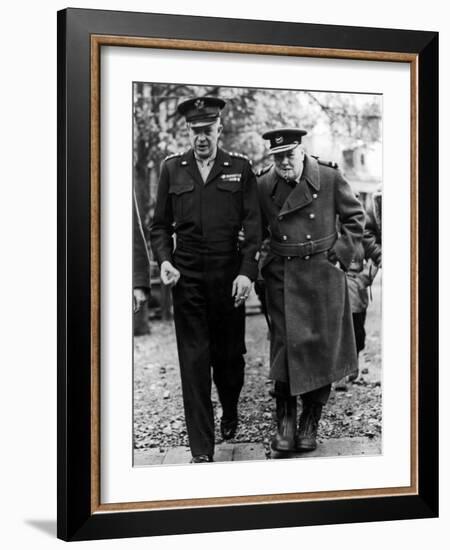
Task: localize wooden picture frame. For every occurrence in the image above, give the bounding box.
[57,8,438,541]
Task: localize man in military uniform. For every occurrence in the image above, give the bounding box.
[257,128,365,454]
[150,97,261,463]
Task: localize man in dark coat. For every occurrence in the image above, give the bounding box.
[257,128,365,454]
[150,97,261,463]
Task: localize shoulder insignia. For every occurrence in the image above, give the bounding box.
[256,164,273,177]
[226,151,253,166]
[317,157,339,170]
[229,151,249,161]
[163,151,183,162]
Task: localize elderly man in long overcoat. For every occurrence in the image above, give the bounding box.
[257,128,365,454]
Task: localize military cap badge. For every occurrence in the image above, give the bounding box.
[194,99,205,110]
[177,96,226,128]
[262,127,308,154]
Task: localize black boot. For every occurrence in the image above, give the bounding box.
[271,396,297,452]
[296,402,323,451]
[220,414,238,440]
[220,399,239,440]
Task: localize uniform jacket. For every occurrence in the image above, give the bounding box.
[257,155,365,395]
[150,147,261,280]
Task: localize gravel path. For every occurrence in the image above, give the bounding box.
[134,278,382,458]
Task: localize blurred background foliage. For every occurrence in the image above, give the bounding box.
[133,82,381,226]
[133,83,382,330]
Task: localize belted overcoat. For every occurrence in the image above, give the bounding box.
[257,155,365,395]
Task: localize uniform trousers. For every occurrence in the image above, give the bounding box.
[172,244,246,457]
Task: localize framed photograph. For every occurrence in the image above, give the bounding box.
[57,8,438,541]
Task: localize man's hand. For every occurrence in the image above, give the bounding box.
[160,261,180,287]
[232,274,252,308]
[133,288,149,313]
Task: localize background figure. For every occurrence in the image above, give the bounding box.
[337,189,382,389]
[363,189,382,266]
[257,128,365,455]
[150,97,261,463]
[341,255,379,386]
[347,189,383,379]
[133,188,151,313]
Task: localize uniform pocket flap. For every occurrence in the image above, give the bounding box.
[217,180,241,193]
[169,183,194,195]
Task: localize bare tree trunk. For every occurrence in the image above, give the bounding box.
[133,82,152,335]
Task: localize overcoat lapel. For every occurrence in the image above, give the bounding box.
[279,179,312,216]
[278,155,321,216]
[302,155,321,192]
[270,173,289,208]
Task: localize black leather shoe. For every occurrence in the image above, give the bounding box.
[190,455,213,463]
[220,417,238,440]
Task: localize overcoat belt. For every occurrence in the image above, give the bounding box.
[257,155,365,396]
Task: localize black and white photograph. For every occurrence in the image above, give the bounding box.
[132,83,382,466]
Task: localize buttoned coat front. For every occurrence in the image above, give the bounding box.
[257,155,365,395]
